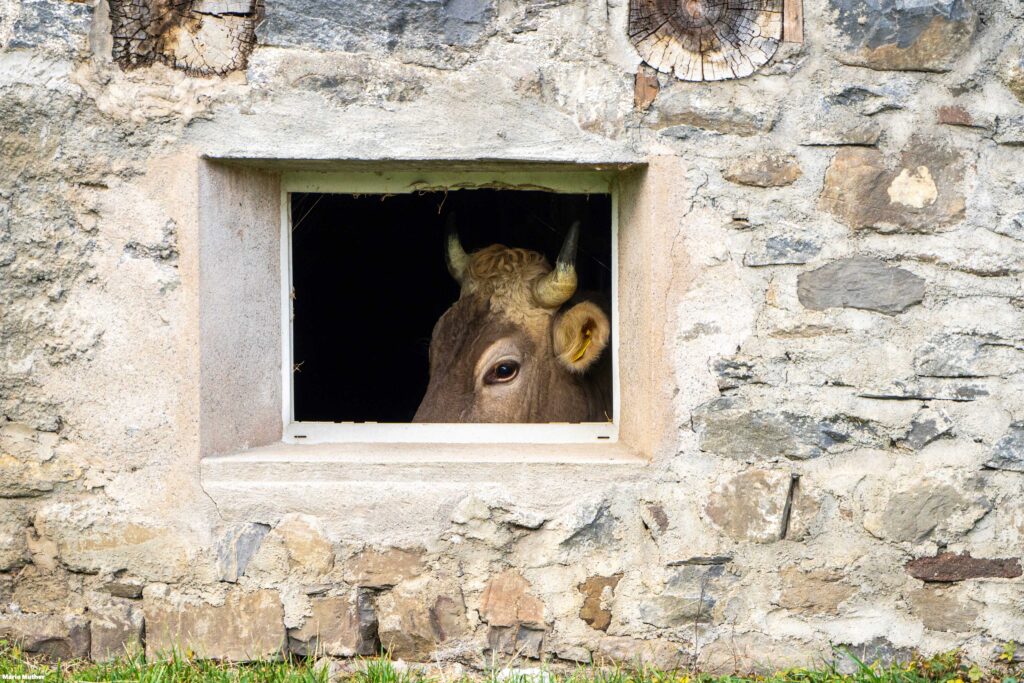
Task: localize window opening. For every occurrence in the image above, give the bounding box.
[289,189,613,425]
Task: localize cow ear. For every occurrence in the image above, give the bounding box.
[553,301,610,373]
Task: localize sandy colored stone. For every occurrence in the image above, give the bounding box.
[0,520,29,571]
[0,423,80,497]
[0,614,91,660]
[479,570,545,628]
[595,636,686,668]
[778,568,855,614]
[705,470,792,543]
[11,565,77,613]
[908,586,979,631]
[34,502,195,582]
[820,143,966,233]
[376,579,467,660]
[723,152,801,187]
[91,601,144,661]
[864,485,988,543]
[578,574,622,631]
[345,547,423,588]
[144,589,285,661]
[273,514,334,576]
[288,594,377,657]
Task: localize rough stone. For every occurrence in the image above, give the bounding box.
[288,593,378,657]
[693,399,881,460]
[640,503,669,536]
[272,515,335,576]
[864,485,989,543]
[653,89,780,136]
[835,638,914,672]
[634,66,660,111]
[820,144,966,233]
[487,625,545,659]
[915,334,1024,378]
[0,614,91,660]
[102,579,145,599]
[144,589,286,661]
[639,565,728,627]
[992,212,1024,241]
[743,234,821,267]
[898,407,954,450]
[0,422,80,497]
[908,586,979,631]
[905,552,1023,582]
[0,520,29,571]
[797,257,925,315]
[778,569,855,614]
[11,565,76,613]
[216,522,270,582]
[345,547,423,588]
[723,153,801,187]
[595,636,686,668]
[578,574,622,631]
[34,506,194,582]
[705,470,792,543]
[480,571,545,628]
[376,580,467,660]
[257,0,494,51]
[6,0,93,53]
[985,422,1024,472]
[831,0,976,72]
[90,601,144,661]
[995,116,1024,146]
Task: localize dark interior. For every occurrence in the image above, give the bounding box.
[290,189,613,423]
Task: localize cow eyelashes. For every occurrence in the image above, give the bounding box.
[483,360,520,385]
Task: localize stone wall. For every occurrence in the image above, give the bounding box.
[2,0,1024,671]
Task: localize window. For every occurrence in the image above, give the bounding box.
[280,171,620,444]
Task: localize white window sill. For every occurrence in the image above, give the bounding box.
[199,442,646,542]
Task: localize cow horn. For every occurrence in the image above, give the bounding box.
[533,221,579,308]
[444,213,469,285]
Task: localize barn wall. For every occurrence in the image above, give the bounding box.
[2,0,1024,669]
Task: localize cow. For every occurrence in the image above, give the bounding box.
[412,218,612,423]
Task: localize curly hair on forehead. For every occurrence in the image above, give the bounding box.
[463,245,554,319]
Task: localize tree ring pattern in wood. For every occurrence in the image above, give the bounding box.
[629,0,783,81]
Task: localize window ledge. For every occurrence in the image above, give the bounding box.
[200,442,646,542]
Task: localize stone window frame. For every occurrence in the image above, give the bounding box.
[278,170,620,446]
[194,156,691,519]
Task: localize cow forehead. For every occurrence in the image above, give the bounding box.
[461,245,556,325]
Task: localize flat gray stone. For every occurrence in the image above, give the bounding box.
[985,422,1024,472]
[6,0,92,53]
[744,235,821,267]
[693,398,882,460]
[798,257,925,315]
[995,116,1024,146]
[914,334,1024,378]
[256,0,494,51]
[899,408,953,450]
[216,522,270,582]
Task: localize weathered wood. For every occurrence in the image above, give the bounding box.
[628,0,783,81]
[783,0,804,43]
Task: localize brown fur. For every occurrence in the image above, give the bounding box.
[414,244,612,423]
[462,245,552,325]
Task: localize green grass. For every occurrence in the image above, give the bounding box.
[0,640,1020,683]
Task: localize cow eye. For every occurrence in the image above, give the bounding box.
[484,360,520,385]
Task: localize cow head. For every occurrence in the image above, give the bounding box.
[412,219,612,423]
